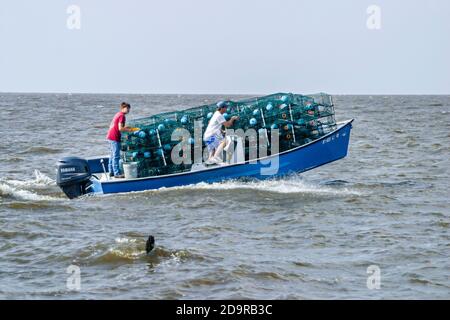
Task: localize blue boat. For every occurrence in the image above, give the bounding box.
[56,119,354,199]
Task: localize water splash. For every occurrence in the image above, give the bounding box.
[75,236,197,267]
[114,237,138,244]
[1,170,55,188]
[0,182,59,202]
[157,176,363,197]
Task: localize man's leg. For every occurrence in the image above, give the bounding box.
[108,141,114,174]
[112,141,121,176]
[213,139,226,161]
[204,136,216,162]
[223,137,234,163]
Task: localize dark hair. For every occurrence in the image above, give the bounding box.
[120,102,131,109]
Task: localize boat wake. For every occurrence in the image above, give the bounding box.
[0,170,61,201]
[157,175,363,197]
[2,170,55,188]
[0,182,59,202]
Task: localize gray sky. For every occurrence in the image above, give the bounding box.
[1,0,449,94]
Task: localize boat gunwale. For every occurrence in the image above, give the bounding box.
[99,119,354,184]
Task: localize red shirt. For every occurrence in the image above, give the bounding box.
[107,112,126,142]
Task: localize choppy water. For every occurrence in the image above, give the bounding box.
[0,93,449,299]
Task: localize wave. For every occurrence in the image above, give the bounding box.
[354,180,433,190]
[321,179,349,186]
[155,176,363,197]
[2,170,55,188]
[18,146,62,155]
[0,182,60,201]
[76,236,200,266]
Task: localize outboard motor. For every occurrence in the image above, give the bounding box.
[56,157,92,199]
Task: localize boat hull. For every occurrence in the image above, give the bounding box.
[91,119,353,195]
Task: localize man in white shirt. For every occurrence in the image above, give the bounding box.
[203,101,239,164]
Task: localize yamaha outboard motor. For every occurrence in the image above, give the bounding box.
[56,157,92,199]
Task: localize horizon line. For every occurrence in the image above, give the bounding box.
[1,90,450,96]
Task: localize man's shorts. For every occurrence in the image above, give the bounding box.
[204,134,224,153]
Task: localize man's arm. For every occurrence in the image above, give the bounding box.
[223,116,239,128]
[118,122,133,132]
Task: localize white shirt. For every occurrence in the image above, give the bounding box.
[204,111,226,140]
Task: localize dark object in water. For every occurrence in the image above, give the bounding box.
[146,235,155,254]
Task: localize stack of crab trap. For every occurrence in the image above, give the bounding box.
[121,93,337,178]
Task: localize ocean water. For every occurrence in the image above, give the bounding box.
[0,93,449,299]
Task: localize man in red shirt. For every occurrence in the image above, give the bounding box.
[106,102,133,178]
